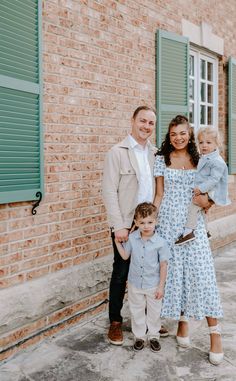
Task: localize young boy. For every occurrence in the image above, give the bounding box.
[175,126,231,245]
[115,202,169,352]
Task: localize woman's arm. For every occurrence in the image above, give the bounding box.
[153,176,164,211]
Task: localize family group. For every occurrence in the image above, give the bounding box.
[102,106,230,365]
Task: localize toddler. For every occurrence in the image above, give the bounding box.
[175,126,231,245]
[115,202,169,352]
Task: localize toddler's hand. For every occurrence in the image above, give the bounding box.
[193,188,201,196]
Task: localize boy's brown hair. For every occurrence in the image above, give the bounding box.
[134,202,157,220]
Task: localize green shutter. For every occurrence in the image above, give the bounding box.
[156,30,189,146]
[0,0,43,204]
[228,57,236,174]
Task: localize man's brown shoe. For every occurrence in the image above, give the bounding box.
[108,322,124,345]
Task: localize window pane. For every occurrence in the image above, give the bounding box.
[208,84,213,103]
[201,82,206,102]
[189,51,217,132]
[201,59,206,79]
[189,55,194,76]
[189,102,194,124]
[189,79,194,100]
[207,62,213,81]
[201,105,205,124]
[207,107,213,125]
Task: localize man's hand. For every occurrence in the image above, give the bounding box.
[193,193,213,212]
[115,228,129,243]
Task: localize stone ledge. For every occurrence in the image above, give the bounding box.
[0,256,112,336]
[209,214,236,251]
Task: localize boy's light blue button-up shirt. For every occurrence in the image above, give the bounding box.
[123,229,169,289]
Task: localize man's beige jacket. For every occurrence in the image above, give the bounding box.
[102,136,157,232]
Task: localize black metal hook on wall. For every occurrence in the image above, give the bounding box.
[31,191,42,215]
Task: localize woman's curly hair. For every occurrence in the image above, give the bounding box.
[156,115,199,167]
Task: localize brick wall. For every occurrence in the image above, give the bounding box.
[0,0,236,359]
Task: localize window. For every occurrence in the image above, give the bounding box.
[189,50,218,132]
[0,0,43,204]
[156,29,235,174]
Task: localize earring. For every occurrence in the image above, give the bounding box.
[189,140,191,143]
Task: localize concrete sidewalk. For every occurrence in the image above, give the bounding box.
[0,242,236,381]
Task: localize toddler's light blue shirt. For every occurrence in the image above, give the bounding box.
[195,149,230,206]
[123,229,169,289]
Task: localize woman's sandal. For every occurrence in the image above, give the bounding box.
[209,325,224,365]
[176,315,190,348]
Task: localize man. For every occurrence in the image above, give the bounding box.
[102,106,168,345]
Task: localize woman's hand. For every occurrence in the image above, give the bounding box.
[193,194,214,212]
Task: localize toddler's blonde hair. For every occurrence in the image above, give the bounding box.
[197,126,221,148]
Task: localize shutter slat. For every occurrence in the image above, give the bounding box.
[0,35,37,57]
[0,145,39,152]
[0,111,39,121]
[0,88,38,102]
[0,157,39,164]
[0,171,39,175]
[0,51,37,69]
[0,132,39,140]
[0,99,38,110]
[0,1,38,84]
[0,9,37,34]
[6,0,37,11]
[0,173,39,180]
[0,24,37,55]
[0,183,40,191]
[0,152,39,158]
[1,0,37,19]
[0,54,38,72]
[156,30,189,145]
[0,163,39,169]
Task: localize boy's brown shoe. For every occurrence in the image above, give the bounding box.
[133,339,145,351]
[150,338,161,352]
[108,322,124,345]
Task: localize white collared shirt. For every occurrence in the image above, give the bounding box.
[129,135,153,203]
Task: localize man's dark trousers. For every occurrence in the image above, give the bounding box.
[109,232,130,323]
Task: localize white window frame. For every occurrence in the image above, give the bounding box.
[189,48,218,133]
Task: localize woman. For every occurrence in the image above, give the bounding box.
[153,115,223,365]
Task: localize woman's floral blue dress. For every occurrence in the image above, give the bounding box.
[154,155,223,320]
